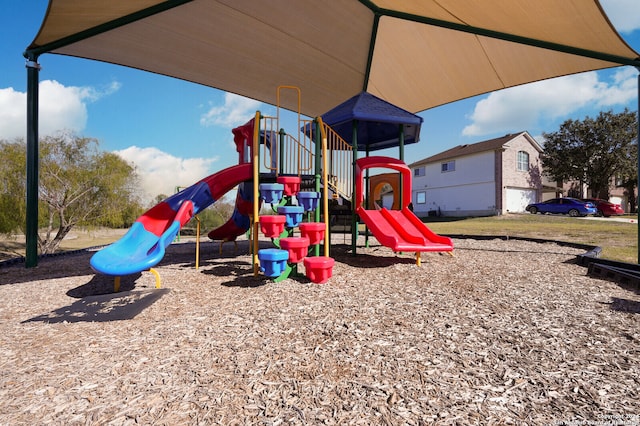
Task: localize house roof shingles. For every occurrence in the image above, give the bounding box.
[409,131,541,167]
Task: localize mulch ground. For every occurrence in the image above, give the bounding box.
[0,237,639,425]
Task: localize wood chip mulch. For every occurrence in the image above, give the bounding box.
[0,237,639,425]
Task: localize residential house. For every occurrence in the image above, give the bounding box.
[408,131,546,217]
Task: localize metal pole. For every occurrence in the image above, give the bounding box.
[279,128,285,176]
[352,120,358,255]
[399,124,405,208]
[364,145,370,248]
[314,119,322,256]
[25,57,41,268]
[321,126,330,258]
[636,71,639,264]
[252,112,261,276]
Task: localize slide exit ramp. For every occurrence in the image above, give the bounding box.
[355,156,453,253]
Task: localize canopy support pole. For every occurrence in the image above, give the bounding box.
[352,120,359,255]
[399,124,405,208]
[25,56,40,268]
[637,69,639,264]
[364,145,370,248]
[314,119,322,257]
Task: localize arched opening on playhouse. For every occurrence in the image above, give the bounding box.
[369,173,400,211]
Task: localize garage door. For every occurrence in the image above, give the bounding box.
[506,188,536,213]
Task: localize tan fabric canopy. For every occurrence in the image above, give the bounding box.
[26,0,640,117]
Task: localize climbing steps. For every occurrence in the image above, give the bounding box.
[257,176,334,284]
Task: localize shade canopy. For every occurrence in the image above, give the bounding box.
[320,91,422,152]
[26,0,640,117]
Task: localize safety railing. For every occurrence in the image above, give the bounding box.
[317,118,353,202]
[280,131,314,177]
[260,115,353,201]
[259,115,279,174]
[259,115,314,177]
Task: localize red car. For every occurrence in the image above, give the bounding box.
[583,198,624,217]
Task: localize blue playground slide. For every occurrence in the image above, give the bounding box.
[90,163,252,276]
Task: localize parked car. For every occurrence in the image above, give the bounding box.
[582,198,624,217]
[525,197,597,217]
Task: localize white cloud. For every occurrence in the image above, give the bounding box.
[462,69,637,136]
[597,66,638,105]
[600,0,640,33]
[0,79,121,140]
[200,92,262,128]
[0,87,24,139]
[38,80,89,136]
[114,146,219,202]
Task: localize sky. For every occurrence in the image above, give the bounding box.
[1,1,640,203]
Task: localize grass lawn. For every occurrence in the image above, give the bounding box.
[1,213,638,264]
[424,213,638,264]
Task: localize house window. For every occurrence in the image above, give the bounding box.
[414,167,425,177]
[416,191,426,204]
[441,160,455,172]
[517,151,529,171]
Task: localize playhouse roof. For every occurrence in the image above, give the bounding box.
[320,91,423,152]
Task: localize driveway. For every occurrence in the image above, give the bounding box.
[578,216,637,223]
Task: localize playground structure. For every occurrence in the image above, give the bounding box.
[90,87,453,288]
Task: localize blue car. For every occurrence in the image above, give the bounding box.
[526,197,597,217]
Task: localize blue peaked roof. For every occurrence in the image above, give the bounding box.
[320,91,423,152]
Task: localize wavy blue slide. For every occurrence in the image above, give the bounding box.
[90,163,252,276]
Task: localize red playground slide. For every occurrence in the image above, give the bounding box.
[355,156,453,253]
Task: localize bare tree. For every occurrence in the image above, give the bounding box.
[0,133,143,254]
